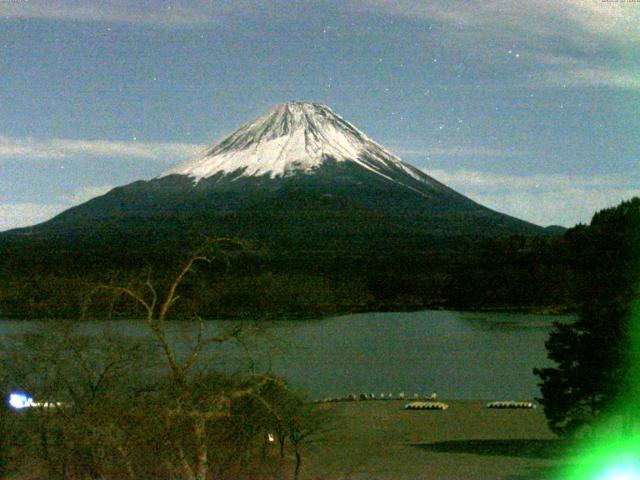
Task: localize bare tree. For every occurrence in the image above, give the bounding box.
[84,238,286,480]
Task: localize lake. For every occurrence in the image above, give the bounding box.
[0,310,572,400]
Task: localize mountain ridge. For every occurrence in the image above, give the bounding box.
[4,101,545,240]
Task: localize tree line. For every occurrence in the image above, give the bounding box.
[0,225,590,320]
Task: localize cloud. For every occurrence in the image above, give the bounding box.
[559,0,640,43]
[356,0,640,90]
[0,184,116,232]
[0,1,213,26]
[424,168,640,226]
[523,52,640,90]
[356,0,639,43]
[0,0,297,26]
[0,135,207,163]
[426,169,638,191]
[12,0,635,38]
[472,188,640,228]
[4,0,638,45]
[393,146,528,158]
[0,202,67,232]
[536,66,640,90]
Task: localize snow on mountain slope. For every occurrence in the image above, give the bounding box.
[160,102,435,191]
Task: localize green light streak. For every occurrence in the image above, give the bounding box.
[560,297,640,479]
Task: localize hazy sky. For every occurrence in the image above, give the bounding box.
[1,0,638,230]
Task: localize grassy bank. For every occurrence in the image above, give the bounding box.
[298,400,569,480]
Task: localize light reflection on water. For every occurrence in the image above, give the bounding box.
[0,310,573,400]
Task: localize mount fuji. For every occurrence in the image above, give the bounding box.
[5,101,545,262]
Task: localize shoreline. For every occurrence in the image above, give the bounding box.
[0,304,574,322]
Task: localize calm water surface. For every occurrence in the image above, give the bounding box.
[0,310,572,400]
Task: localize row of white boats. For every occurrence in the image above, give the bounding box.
[316,393,537,411]
[405,400,537,411]
[322,392,439,402]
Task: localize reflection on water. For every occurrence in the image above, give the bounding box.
[0,310,574,400]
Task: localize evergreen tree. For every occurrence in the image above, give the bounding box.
[534,198,640,435]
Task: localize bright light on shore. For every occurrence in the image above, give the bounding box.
[9,392,35,410]
[7,392,68,410]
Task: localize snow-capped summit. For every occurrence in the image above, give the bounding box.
[161,101,427,188]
